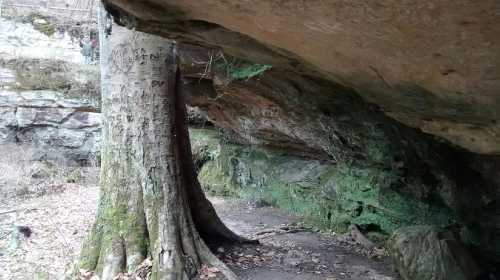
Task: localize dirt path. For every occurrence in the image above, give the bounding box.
[211,198,398,280]
[0,184,99,280]
[0,185,398,280]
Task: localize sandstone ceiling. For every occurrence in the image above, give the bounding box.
[104,0,500,155]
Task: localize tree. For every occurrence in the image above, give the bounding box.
[79,13,250,280]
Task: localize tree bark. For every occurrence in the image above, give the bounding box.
[79,10,248,280]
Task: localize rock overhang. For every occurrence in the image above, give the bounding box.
[103,0,500,155]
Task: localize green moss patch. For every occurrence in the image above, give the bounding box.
[214,57,272,81]
[0,58,101,109]
[24,13,56,37]
[191,128,456,237]
[228,64,272,80]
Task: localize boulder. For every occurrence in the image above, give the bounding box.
[388,226,481,280]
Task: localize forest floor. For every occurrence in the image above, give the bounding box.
[208,197,398,280]
[0,167,399,280]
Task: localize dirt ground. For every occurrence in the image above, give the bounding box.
[210,197,398,280]
[0,179,399,280]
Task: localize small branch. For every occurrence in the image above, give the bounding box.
[252,224,309,239]
[0,208,37,215]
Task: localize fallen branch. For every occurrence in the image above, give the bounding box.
[252,224,309,239]
[0,208,37,215]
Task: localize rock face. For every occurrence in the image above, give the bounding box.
[3,2,497,277]
[388,226,481,280]
[180,44,500,269]
[0,8,101,164]
[0,90,101,163]
[98,3,500,270]
[104,0,500,155]
[190,129,455,234]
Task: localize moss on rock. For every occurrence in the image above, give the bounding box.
[0,58,101,108]
[24,13,56,37]
[190,128,456,236]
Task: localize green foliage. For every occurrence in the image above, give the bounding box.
[214,56,272,81]
[228,64,272,80]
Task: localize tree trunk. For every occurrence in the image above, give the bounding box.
[79,11,248,280]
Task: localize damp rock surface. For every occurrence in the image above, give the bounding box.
[388,226,481,280]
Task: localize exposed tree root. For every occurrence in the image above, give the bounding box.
[80,178,242,280]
